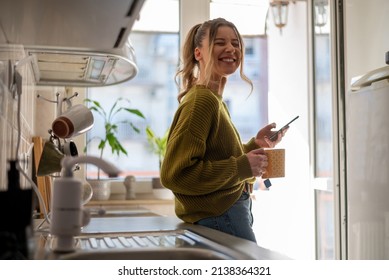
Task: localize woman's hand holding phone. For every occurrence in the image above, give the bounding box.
[255,116,299,148]
[269,115,299,141]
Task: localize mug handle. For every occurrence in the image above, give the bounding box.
[57,97,72,116]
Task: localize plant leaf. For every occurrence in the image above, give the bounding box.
[84,97,145,163]
[124,108,145,119]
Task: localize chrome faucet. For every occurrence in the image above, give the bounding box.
[50,155,121,252]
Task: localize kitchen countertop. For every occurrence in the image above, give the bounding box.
[33,216,290,260]
[85,198,175,217]
[85,198,174,206]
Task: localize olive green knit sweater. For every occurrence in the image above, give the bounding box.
[160,85,259,223]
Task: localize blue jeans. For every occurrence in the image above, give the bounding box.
[195,191,257,243]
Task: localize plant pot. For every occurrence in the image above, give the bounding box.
[82,182,93,205]
[87,179,111,201]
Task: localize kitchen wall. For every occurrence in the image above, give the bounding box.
[0,45,87,192]
[344,0,389,87]
[0,45,36,190]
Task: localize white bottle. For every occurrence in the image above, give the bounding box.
[124,175,136,200]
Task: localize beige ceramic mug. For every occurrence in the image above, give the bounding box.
[262,148,285,178]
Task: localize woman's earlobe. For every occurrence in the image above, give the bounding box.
[194,48,201,61]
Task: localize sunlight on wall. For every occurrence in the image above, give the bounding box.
[252,2,315,259]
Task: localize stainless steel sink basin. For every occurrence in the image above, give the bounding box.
[34,216,291,260]
[60,248,231,260]
[42,229,245,260]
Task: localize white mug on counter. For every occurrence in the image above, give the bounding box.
[52,104,94,139]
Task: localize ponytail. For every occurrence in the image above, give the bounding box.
[176,24,202,102]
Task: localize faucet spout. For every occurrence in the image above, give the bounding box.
[61,155,122,177]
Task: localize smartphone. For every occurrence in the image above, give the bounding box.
[269,115,299,141]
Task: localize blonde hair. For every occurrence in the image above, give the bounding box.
[175,18,253,102]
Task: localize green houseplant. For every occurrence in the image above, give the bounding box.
[145,126,169,188]
[84,97,145,199]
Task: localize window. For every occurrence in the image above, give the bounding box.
[86,31,179,179]
[311,0,335,259]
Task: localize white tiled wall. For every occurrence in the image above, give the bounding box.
[0,46,88,191]
[0,46,36,189]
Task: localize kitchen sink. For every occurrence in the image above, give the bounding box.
[59,248,231,260]
[41,229,245,260]
[33,216,291,260]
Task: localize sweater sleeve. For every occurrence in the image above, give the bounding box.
[243,137,260,153]
[160,88,253,196]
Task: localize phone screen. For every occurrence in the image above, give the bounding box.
[269,115,299,141]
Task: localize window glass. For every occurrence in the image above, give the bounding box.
[312,0,335,260]
[210,0,268,35]
[86,32,179,179]
[314,34,333,178]
[315,190,335,259]
[132,0,179,32]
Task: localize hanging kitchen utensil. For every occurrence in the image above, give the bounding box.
[37,136,64,176]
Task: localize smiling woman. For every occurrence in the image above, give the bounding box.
[159,17,284,243]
